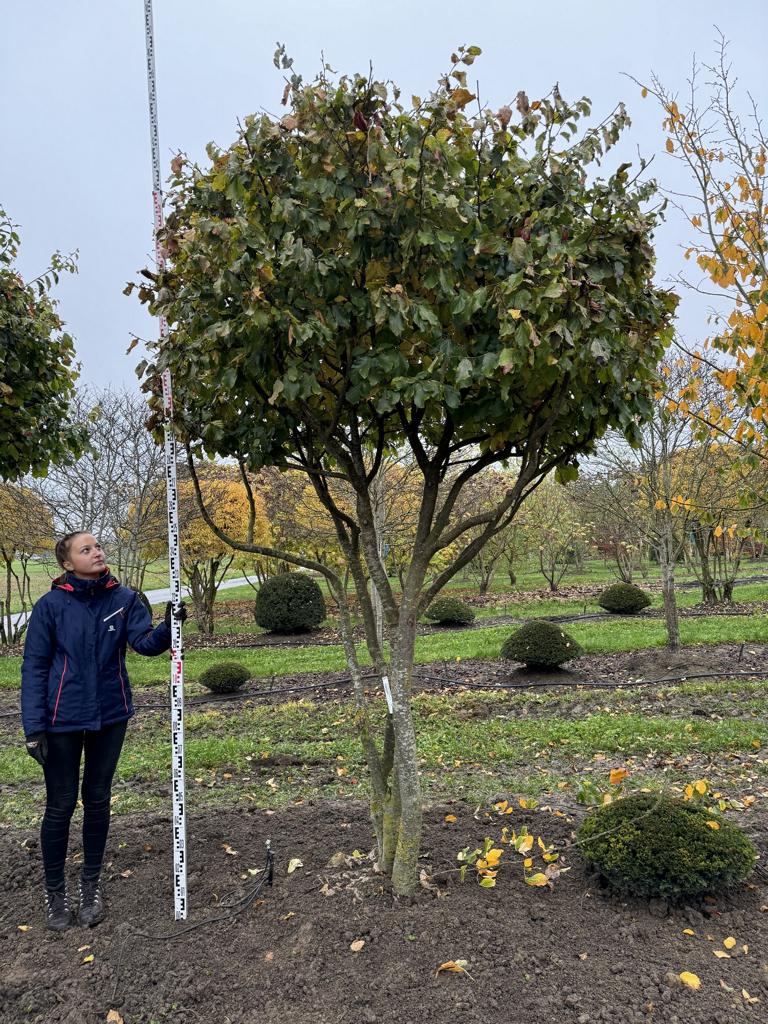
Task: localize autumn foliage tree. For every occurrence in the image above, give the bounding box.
[0,483,54,645]
[640,36,767,452]
[137,49,675,893]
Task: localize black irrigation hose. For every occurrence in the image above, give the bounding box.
[108,844,275,1005]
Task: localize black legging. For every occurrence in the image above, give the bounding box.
[41,720,127,892]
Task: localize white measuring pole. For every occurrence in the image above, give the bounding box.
[143,0,188,920]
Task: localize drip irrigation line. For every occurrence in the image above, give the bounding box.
[109,843,274,1005]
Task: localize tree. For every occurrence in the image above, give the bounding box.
[137,49,675,893]
[461,470,518,594]
[516,479,590,591]
[639,36,767,453]
[589,356,728,647]
[0,483,54,645]
[143,474,264,634]
[29,388,168,590]
[0,206,84,480]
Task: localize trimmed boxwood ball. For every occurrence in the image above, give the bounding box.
[598,582,652,614]
[577,793,757,900]
[500,619,583,668]
[199,662,251,694]
[254,572,326,633]
[425,597,475,626]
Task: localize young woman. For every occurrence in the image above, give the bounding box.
[21,531,186,931]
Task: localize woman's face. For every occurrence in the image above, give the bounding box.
[62,533,107,579]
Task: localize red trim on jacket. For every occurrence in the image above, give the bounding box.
[51,655,68,725]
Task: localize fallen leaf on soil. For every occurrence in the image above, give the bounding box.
[222,844,238,856]
[444,814,457,823]
[723,936,736,949]
[266,777,279,790]
[609,768,629,785]
[264,951,274,962]
[720,980,734,992]
[78,944,91,952]
[247,867,263,876]
[82,954,94,964]
[436,960,472,979]
[682,929,695,936]
[713,950,731,959]
[742,989,759,1004]
[17,925,30,932]
[107,1012,125,1024]
[525,872,550,887]
[287,858,303,874]
[679,971,701,990]
[578,952,588,960]
[350,939,365,952]
[120,869,132,878]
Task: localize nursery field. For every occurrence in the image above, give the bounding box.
[1,580,767,1023]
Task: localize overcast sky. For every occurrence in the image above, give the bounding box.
[2,1,766,393]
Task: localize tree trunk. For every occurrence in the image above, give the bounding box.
[659,538,680,650]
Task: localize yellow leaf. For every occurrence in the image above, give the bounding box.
[287,858,303,874]
[666,138,675,153]
[436,959,471,977]
[723,936,736,949]
[742,989,759,1004]
[523,858,533,869]
[509,309,522,320]
[82,954,95,964]
[654,499,667,510]
[17,924,31,932]
[516,835,534,854]
[609,768,629,785]
[706,821,720,830]
[484,848,504,867]
[694,779,708,795]
[682,928,695,936]
[641,87,648,98]
[679,971,701,990]
[494,800,509,813]
[444,814,457,823]
[713,525,724,538]
[525,872,550,887]
[107,1012,125,1024]
[713,950,731,958]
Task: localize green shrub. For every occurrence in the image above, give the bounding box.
[577,793,757,900]
[598,582,652,614]
[254,572,326,633]
[500,619,583,668]
[199,662,251,694]
[425,597,475,626]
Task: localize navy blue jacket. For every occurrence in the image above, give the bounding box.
[21,572,171,735]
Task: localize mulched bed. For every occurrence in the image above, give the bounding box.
[1,797,767,1024]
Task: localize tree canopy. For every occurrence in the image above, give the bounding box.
[0,207,84,480]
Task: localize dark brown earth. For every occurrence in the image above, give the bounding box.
[1,798,767,1024]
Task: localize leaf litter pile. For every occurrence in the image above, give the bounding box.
[1,791,767,1024]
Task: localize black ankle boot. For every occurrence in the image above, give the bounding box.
[78,875,106,927]
[44,887,74,932]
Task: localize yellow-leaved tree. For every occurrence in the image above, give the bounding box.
[640,34,767,452]
[0,483,54,645]
[142,475,267,634]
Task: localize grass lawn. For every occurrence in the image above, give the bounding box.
[1,612,766,690]
[1,678,766,826]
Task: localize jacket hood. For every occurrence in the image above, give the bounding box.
[51,570,120,594]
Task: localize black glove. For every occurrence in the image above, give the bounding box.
[164,601,188,628]
[25,732,48,767]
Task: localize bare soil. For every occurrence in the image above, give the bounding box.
[1,798,767,1024]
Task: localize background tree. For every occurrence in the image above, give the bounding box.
[0,206,84,480]
[517,479,590,592]
[639,36,767,454]
[0,483,54,645]
[143,473,263,634]
[138,50,675,893]
[30,388,167,590]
